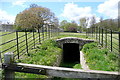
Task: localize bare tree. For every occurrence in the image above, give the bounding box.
[79,17,88,32]
[90,16,96,27]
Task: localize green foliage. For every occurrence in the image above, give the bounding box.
[16,39,62,78]
[64,23,78,31]
[82,42,98,53]
[93,19,118,31]
[73,64,81,69]
[14,4,58,30]
[60,62,81,69]
[60,20,78,32]
[82,42,119,71]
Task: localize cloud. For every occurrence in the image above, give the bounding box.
[97,0,119,19]
[12,0,27,7]
[60,2,101,26]
[60,3,93,22]
[0,9,15,24]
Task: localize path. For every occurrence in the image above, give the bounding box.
[80,51,90,70]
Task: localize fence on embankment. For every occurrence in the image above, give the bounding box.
[0,26,120,79]
[86,26,120,55]
[0,25,59,63]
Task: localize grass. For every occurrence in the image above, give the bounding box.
[15,39,62,78]
[82,42,119,71]
[60,62,82,69]
[57,32,88,39]
[14,32,85,78]
[88,33,119,54]
[1,31,119,78]
[0,31,51,62]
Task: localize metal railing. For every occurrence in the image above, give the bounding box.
[0,25,59,63]
[86,26,120,55]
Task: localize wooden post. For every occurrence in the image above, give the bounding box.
[4,52,15,79]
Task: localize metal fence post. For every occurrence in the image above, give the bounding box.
[119,32,120,72]
[42,26,44,41]
[48,25,49,39]
[25,30,28,54]
[96,26,98,40]
[101,28,103,46]
[85,29,87,37]
[38,28,41,44]
[118,32,120,53]
[57,28,59,36]
[16,31,19,59]
[99,27,100,44]
[33,30,35,48]
[4,52,15,79]
[51,26,52,38]
[111,30,112,51]
[46,25,47,39]
[105,29,107,48]
[92,27,93,38]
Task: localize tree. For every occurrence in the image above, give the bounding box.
[60,20,68,30]
[60,20,78,32]
[14,4,57,31]
[94,18,118,31]
[66,23,78,32]
[79,17,88,32]
[90,16,96,27]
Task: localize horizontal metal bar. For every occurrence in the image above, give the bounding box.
[18,34,25,39]
[112,46,119,51]
[27,32,32,35]
[0,31,15,37]
[112,36,119,40]
[27,35,33,40]
[27,39,34,44]
[18,39,26,45]
[19,44,26,50]
[112,42,119,46]
[1,44,17,53]
[19,48,26,54]
[0,38,17,46]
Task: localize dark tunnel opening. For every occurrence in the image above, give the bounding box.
[63,43,80,63]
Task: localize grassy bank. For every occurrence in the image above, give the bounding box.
[82,42,119,71]
[15,39,62,78]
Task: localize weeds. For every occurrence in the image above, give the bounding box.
[82,42,119,71]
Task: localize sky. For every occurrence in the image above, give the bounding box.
[0,0,119,24]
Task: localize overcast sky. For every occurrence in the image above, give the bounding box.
[0,0,119,24]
